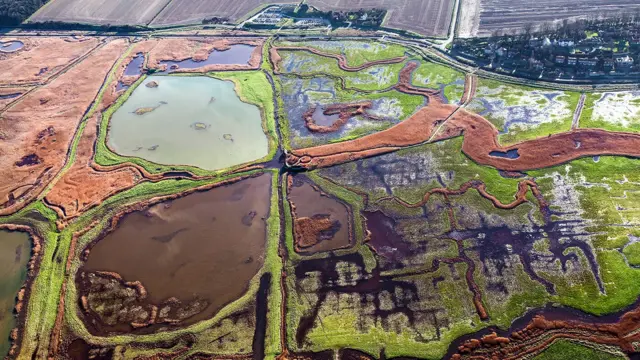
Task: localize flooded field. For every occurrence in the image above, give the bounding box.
[159,45,255,73]
[0,230,30,358]
[81,174,271,334]
[288,175,351,254]
[108,76,268,170]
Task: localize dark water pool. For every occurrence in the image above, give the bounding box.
[489,149,519,159]
[159,45,255,73]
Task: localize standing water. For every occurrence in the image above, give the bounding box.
[108,76,269,170]
[0,41,24,53]
[0,230,30,358]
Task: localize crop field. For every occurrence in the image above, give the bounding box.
[307,0,455,37]
[29,0,172,25]
[3,36,640,360]
[459,0,640,37]
[152,0,454,37]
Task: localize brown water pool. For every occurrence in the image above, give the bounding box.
[80,174,272,334]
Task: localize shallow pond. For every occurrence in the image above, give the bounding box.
[108,76,268,170]
[288,175,351,254]
[0,41,24,53]
[159,45,255,73]
[0,230,30,358]
[82,174,271,333]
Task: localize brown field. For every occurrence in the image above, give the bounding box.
[308,0,454,37]
[151,0,296,26]
[459,0,640,37]
[151,0,453,37]
[29,0,172,25]
[0,38,128,215]
[0,37,100,85]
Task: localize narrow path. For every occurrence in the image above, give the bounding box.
[572,93,586,130]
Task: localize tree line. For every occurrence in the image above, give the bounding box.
[0,0,45,26]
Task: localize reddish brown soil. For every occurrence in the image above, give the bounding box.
[293,215,340,249]
[286,104,455,168]
[0,37,101,85]
[0,38,129,216]
[303,102,376,133]
[394,61,441,98]
[45,114,140,219]
[288,99,640,172]
[0,87,31,111]
[270,46,407,73]
[452,305,640,359]
[146,38,263,72]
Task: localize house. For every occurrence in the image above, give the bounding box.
[555,55,566,64]
[615,55,634,69]
[567,57,577,66]
[578,58,598,68]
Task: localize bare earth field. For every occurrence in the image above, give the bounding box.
[459,0,640,37]
[152,0,453,37]
[308,0,454,37]
[29,0,172,25]
[151,0,295,26]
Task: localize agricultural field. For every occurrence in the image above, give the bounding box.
[458,0,640,37]
[2,35,640,360]
[28,0,455,37]
[29,0,173,25]
[306,0,455,37]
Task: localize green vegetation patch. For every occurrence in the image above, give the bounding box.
[534,339,625,360]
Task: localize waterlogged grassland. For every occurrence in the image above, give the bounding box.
[411,60,465,104]
[578,91,640,132]
[529,157,640,314]
[533,340,625,360]
[96,71,277,176]
[466,78,581,145]
[274,39,409,68]
[278,50,410,92]
[279,74,425,148]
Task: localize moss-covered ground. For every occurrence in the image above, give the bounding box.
[466,78,582,145]
[533,340,625,360]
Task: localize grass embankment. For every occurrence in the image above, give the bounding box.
[94,70,278,176]
[278,49,409,92]
[533,340,625,360]
[0,202,58,360]
[58,170,282,356]
[273,39,409,68]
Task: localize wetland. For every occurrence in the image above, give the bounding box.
[108,76,268,170]
[0,230,30,358]
[80,174,271,334]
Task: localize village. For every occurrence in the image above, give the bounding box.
[453,15,640,83]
